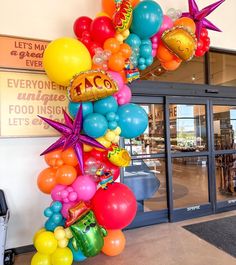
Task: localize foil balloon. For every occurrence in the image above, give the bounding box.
[107,146,131,167]
[68,70,118,102]
[113,0,133,32]
[66,201,90,227]
[162,26,197,61]
[70,211,107,257]
[95,166,114,189]
[39,106,106,174]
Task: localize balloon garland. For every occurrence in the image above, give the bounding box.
[32,0,224,264]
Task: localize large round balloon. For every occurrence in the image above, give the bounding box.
[37,168,57,194]
[83,113,108,138]
[34,231,57,255]
[73,16,92,39]
[43,37,91,86]
[93,96,118,115]
[51,247,73,265]
[117,103,148,138]
[131,1,163,39]
[91,182,137,229]
[31,253,51,265]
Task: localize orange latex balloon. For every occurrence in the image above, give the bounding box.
[104,38,120,54]
[161,59,181,71]
[108,53,125,72]
[61,148,78,167]
[102,0,140,18]
[102,230,126,256]
[37,168,57,194]
[156,42,175,62]
[119,43,132,59]
[174,17,196,34]
[44,149,64,168]
[56,165,77,185]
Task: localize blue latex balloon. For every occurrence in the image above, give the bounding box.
[106,112,116,121]
[68,241,87,262]
[108,121,118,130]
[68,101,93,119]
[141,39,152,46]
[125,33,141,48]
[44,208,53,217]
[139,44,152,59]
[83,113,108,138]
[146,56,154,66]
[51,201,62,213]
[117,103,148,138]
[93,96,118,115]
[131,1,163,39]
[138,64,147,71]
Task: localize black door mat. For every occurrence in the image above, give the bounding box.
[183,215,236,258]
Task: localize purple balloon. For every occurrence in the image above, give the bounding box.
[72,175,97,201]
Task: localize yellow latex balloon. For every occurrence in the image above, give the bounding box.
[33,228,46,245]
[65,228,73,239]
[43,37,92,86]
[54,228,66,241]
[96,12,110,17]
[83,144,93,152]
[35,231,58,255]
[105,131,116,142]
[58,238,69,248]
[95,137,111,150]
[51,247,73,265]
[31,252,51,265]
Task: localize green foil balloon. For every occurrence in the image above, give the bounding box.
[70,211,107,257]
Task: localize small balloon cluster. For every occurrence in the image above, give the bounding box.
[32,0,224,264]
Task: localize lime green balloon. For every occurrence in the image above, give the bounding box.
[34,231,57,255]
[51,247,73,265]
[31,253,51,265]
[43,37,92,86]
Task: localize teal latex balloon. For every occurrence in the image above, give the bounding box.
[68,240,87,262]
[93,96,118,115]
[68,101,93,118]
[70,211,107,257]
[131,1,163,39]
[117,103,148,139]
[125,33,141,48]
[83,113,108,138]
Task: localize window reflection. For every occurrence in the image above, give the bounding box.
[123,158,167,212]
[170,104,207,152]
[213,106,236,150]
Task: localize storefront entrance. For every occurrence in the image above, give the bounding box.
[122,82,236,228]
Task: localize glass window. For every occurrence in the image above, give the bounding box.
[123,158,167,212]
[213,106,236,150]
[215,154,236,201]
[210,52,236,86]
[140,56,205,84]
[172,156,209,208]
[124,104,165,156]
[169,104,207,152]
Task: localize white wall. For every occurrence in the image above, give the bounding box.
[0,0,235,249]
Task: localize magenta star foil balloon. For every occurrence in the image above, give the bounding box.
[182,0,225,38]
[38,105,106,174]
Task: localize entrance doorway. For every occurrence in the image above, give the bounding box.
[122,83,236,228]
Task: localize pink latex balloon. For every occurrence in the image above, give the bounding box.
[61,201,76,219]
[114,85,132,105]
[72,175,97,201]
[107,71,124,89]
[153,15,174,43]
[51,184,66,201]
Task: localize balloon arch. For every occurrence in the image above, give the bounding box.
[32,0,224,264]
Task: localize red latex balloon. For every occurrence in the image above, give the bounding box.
[90,16,116,45]
[73,16,93,39]
[91,182,137,229]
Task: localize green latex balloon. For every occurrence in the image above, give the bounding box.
[70,211,107,257]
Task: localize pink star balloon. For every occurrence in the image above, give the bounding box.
[38,105,106,174]
[182,0,225,38]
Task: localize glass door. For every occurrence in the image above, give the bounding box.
[166,97,214,221]
[212,100,236,211]
[122,97,169,228]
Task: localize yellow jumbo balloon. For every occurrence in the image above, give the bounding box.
[51,247,73,265]
[43,37,92,86]
[34,231,58,255]
[31,253,51,265]
[33,228,46,245]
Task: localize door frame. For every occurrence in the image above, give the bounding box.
[125,81,236,228]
